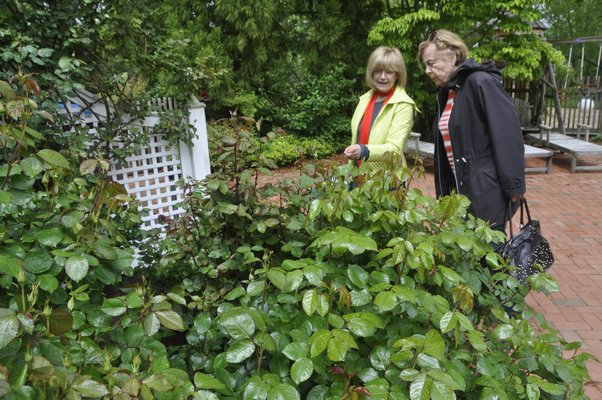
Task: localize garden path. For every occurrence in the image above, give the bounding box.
[264,153,602,398]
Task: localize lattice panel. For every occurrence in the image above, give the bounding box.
[60,93,210,230]
[109,132,185,229]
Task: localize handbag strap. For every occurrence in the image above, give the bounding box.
[505,198,532,237]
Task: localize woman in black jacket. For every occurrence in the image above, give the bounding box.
[418,29,526,230]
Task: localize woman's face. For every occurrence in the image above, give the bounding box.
[372,67,397,94]
[421,43,458,87]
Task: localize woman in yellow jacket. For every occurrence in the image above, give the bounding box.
[344,46,417,179]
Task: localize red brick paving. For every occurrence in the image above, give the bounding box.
[410,154,602,398]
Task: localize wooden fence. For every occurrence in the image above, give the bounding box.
[505,79,602,134]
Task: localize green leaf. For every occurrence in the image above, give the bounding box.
[0,309,19,349]
[247,281,265,296]
[267,383,300,400]
[0,255,21,277]
[439,311,457,333]
[156,310,185,331]
[48,308,73,335]
[124,325,145,346]
[409,373,433,400]
[194,373,226,390]
[312,227,378,255]
[348,265,369,288]
[350,289,372,307]
[302,289,318,316]
[327,337,348,362]
[282,342,309,361]
[226,338,255,363]
[466,330,488,352]
[219,308,255,339]
[72,378,109,397]
[0,190,12,205]
[492,324,514,340]
[244,378,270,400]
[143,374,174,392]
[424,330,446,361]
[347,316,375,337]
[370,346,391,370]
[400,369,420,381]
[144,312,161,336]
[374,291,397,312]
[93,242,118,260]
[527,375,565,395]
[316,293,330,317]
[24,252,53,274]
[431,381,456,400]
[37,149,70,169]
[20,156,45,177]
[291,357,313,384]
[225,287,246,301]
[126,291,144,308]
[309,330,330,357]
[526,383,540,400]
[302,264,323,285]
[101,297,127,316]
[37,274,59,293]
[79,159,98,175]
[65,256,89,282]
[267,269,287,291]
[416,353,440,369]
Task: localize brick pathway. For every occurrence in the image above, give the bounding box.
[411,155,602,398]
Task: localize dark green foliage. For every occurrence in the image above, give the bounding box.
[262,135,340,167]
[0,75,194,398]
[257,64,356,140]
[150,118,594,399]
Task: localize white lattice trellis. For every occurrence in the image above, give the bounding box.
[62,91,211,229]
[109,131,184,228]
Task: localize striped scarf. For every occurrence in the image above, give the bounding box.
[438,90,456,174]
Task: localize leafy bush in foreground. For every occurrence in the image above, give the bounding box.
[153,117,594,399]
[0,75,192,399]
[1,75,594,398]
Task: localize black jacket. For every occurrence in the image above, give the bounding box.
[433,58,525,228]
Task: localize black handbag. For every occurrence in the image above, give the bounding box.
[499,199,554,284]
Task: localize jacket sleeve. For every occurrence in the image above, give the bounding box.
[478,78,526,197]
[365,102,414,162]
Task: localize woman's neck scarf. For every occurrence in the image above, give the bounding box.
[357,87,395,168]
[359,87,396,146]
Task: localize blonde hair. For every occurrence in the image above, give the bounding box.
[365,46,407,89]
[417,29,469,66]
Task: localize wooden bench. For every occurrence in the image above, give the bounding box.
[406,132,553,174]
[405,132,434,159]
[527,124,602,173]
[524,144,553,174]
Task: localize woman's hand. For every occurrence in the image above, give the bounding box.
[511,193,525,202]
[343,144,362,160]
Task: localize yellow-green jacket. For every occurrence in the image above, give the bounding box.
[350,86,416,177]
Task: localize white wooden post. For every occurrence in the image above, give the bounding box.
[179,96,211,181]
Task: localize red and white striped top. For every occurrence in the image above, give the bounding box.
[438,90,456,174]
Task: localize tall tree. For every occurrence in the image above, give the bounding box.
[368,0,563,134]
[542,0,602,82]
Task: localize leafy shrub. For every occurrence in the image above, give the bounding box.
[0,75,194,399]
[261,134,340,167]
[151,124,594,399]
[258,63,355,140]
